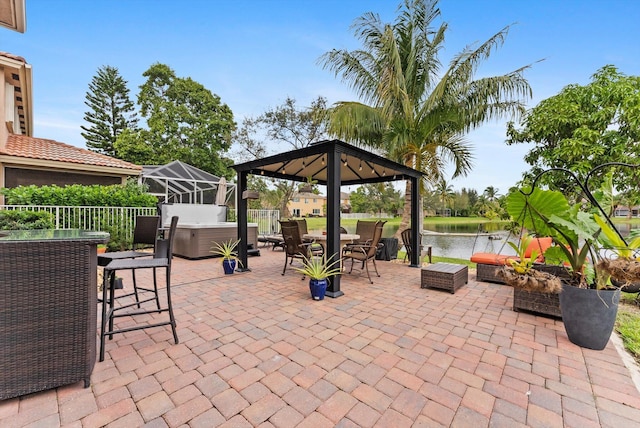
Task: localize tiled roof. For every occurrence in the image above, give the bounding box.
[2,134,141,171]
[0,51,26,63]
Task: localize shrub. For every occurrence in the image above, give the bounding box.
[0,210,55,230]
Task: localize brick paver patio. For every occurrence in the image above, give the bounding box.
[2,247,640,427]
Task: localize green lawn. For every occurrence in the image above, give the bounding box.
[302,216,506,232]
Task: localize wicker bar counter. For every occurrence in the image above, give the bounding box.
[0,229,109,400]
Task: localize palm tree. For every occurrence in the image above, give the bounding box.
[319,0,533,235]
[434,178,454,216]
[483,186,500,202]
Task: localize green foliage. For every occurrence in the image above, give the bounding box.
[506,235,538,274]
[293,254,342,280]
[82,65,138,157]
[100,216,132,251]
[0,210,54,230]
[349,183,402,215]
[0,180,157,207]
[232,96,331,215]
[210,239,243,266]
[319,0,534,228]
[616,307,640,362]
[507,65,640,192]
[595,214,640,259]
[115,63,236,177]
[505,187,601,287]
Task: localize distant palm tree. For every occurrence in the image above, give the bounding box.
[319,0,533,235]
[483,186,500,202]
[435,178,454,216]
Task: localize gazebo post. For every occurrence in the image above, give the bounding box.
[409,176,421,267]
[236,170,250,272]
[325,147,343,297]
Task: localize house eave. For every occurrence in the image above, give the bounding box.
[0,155,141,176]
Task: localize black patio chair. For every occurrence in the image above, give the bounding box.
[99,216,180,362]
[98,215,162,309]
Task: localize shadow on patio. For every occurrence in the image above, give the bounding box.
[2,248,640,427]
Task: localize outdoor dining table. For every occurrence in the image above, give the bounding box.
[303,232,360,269]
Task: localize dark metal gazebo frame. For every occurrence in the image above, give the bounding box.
[232,139,424,297]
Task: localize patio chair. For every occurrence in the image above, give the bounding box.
[401,228,432,264]
[342,220,385,283]
[280,220,324,276]
[98,215,162,309]
[99,216,180,362]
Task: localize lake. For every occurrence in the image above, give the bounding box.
[378,222,516,260]
[348,220,640,261]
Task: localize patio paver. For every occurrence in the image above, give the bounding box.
[1,248,640,427]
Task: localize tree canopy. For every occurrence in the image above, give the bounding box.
[114,63,236,177]
[232,96,331,216]
[507,65,640,192]
[319,0,533,235]
[81,65,137,156]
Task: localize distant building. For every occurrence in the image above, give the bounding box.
[287,192,326,217]
[340,191,351,213]
[613,205,640,218]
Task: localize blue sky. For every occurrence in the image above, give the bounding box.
[3,0,640,194]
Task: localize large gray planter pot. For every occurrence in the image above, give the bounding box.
[559,284,620,350]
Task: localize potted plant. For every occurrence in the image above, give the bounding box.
[505,185,620,350]
[210,239,242,274]
[594,213,640,287]
[292,254,342,300]
[498,234,562,294]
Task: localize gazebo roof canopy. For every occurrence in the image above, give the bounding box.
[232,139,422,185]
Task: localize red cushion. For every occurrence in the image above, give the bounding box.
[470,253,516,265]
[524,237,552,259]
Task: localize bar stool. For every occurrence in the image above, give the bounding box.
[97,215,162,309]
[99,216,179,362]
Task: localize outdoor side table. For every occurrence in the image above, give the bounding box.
[421,262,468,293]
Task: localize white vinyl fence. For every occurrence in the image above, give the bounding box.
[0,205,280,237]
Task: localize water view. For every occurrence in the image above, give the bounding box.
[418,221,639,260]
[340,220,640,261]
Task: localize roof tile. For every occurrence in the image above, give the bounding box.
[2,134,141,171]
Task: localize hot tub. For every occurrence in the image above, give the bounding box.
[160,204,258,259]
[173,222,258,259]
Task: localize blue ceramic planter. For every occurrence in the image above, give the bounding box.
[222,259,236,274]
[309,278,327,300]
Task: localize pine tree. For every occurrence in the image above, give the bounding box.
[81,65,137,156]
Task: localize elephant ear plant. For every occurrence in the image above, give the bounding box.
[505,187,604,288]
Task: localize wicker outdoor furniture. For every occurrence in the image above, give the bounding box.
[0,229,108,400]
[512,264,570,318]
[421,262,468,293]
[471,237,553,284]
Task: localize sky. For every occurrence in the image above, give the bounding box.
[2,0,640,195]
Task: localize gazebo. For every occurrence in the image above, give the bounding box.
[232,139,424,297]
